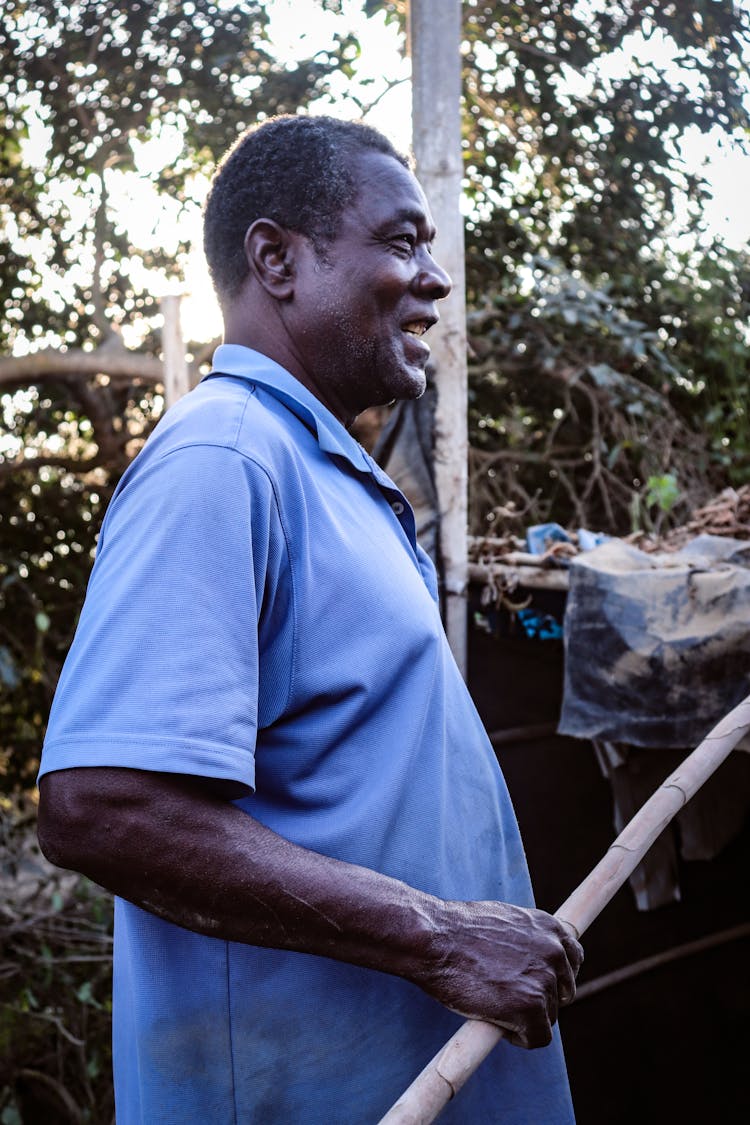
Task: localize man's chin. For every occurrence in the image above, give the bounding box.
[392,363,427,402]
[354,357,427,411]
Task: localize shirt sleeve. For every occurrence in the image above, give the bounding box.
[39,443,293,791]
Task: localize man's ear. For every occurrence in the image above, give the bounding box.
[244,218,295,299]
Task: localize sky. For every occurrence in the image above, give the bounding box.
[16,0,750,350]
[178,0,750,344]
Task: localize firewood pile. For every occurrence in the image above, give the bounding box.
[467,486,750,599]
[633,486,750,553]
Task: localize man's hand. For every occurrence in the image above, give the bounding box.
[416,900,583,1049]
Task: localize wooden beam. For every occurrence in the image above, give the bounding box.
[468,562,570,591]
[409,0,468,677]
[0,348,163,385]
[161,295,190,407]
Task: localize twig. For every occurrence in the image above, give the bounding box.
[16,1067,84,1123]
[14,950,113,965]
[468,562,569,590]
[3,1006,85,1048]
[574,922,750,1003]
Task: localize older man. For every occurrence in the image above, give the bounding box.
[38,116,581,1123]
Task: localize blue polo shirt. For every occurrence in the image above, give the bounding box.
[40,345,574,1123]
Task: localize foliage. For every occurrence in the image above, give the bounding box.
[1,796,114,1123]
[0,456,109,795]
[458,0,747,288]
[466,239,750,534]
[0,0,349,797]
[461,0,749,533]
[651,243,750,483]
[374,0,750,534]
[0,0,349,352]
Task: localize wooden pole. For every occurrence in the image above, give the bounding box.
[161,294,190,407]
[379,694,750,1124]
[409,0,468,677]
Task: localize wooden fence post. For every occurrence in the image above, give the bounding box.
[409,0,469,677]
[161,294,190,407]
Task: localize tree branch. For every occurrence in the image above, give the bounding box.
[0,453,102,480]
[0,349,163,388]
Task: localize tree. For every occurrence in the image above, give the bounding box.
[460,0,750,534]
[0,0,352,792]
[372,0,750,534]
[459,0,747,285]
[0,6,356,1118]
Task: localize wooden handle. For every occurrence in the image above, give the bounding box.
[379,696,750,1124]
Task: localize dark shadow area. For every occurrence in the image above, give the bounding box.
[468,616,750,1125]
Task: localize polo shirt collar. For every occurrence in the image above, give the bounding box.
[207,345,425,584]
[208,344,371,473]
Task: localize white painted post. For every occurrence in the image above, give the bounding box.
[161,294,190,406]
[409,0,468,677]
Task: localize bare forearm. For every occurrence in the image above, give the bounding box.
[38,766,583,1046]
[38,768,440,981]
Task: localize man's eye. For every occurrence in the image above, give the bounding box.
[393,234,415,252]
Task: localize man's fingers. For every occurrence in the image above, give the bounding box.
[493,1015,551,1051]
[507,1008,554,1051]
[426,900,583,1042]
[554,924,583,1007]
[558,924,584,975]
[558,975,576,1007]
[565,934,584,976]
[556,948,578,1005]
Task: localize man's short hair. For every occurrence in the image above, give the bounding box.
[203,115,410,302]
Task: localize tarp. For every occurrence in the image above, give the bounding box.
[559,534,750,748]
[372,383,440,569]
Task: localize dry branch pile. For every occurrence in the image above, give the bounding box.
[633,486,750,552]
[468,485,750,603]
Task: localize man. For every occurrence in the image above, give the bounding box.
[38,116,581,1123]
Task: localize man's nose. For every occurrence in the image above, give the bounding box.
[414,252,452,300]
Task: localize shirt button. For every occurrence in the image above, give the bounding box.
[391,500,405,515]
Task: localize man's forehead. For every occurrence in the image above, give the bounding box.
[350,151,435,235]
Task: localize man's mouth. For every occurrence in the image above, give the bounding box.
[402,320,429,337]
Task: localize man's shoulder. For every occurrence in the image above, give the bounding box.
[144,375,307,475]
[159,374,258,449]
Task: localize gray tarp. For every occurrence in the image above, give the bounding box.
[372,383,440,569]
[559,534,750,748]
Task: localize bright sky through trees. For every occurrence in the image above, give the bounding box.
[194,0,750,340]
[13,0,750,348]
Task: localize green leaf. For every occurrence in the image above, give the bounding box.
[76,980,101,1008]
[645,473,681,513]
[587,363,619,387]
[1,1101,23,1125]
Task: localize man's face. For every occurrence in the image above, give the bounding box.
[286,150,452,424]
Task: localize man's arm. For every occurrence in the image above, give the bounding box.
[38,766,582,1049]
